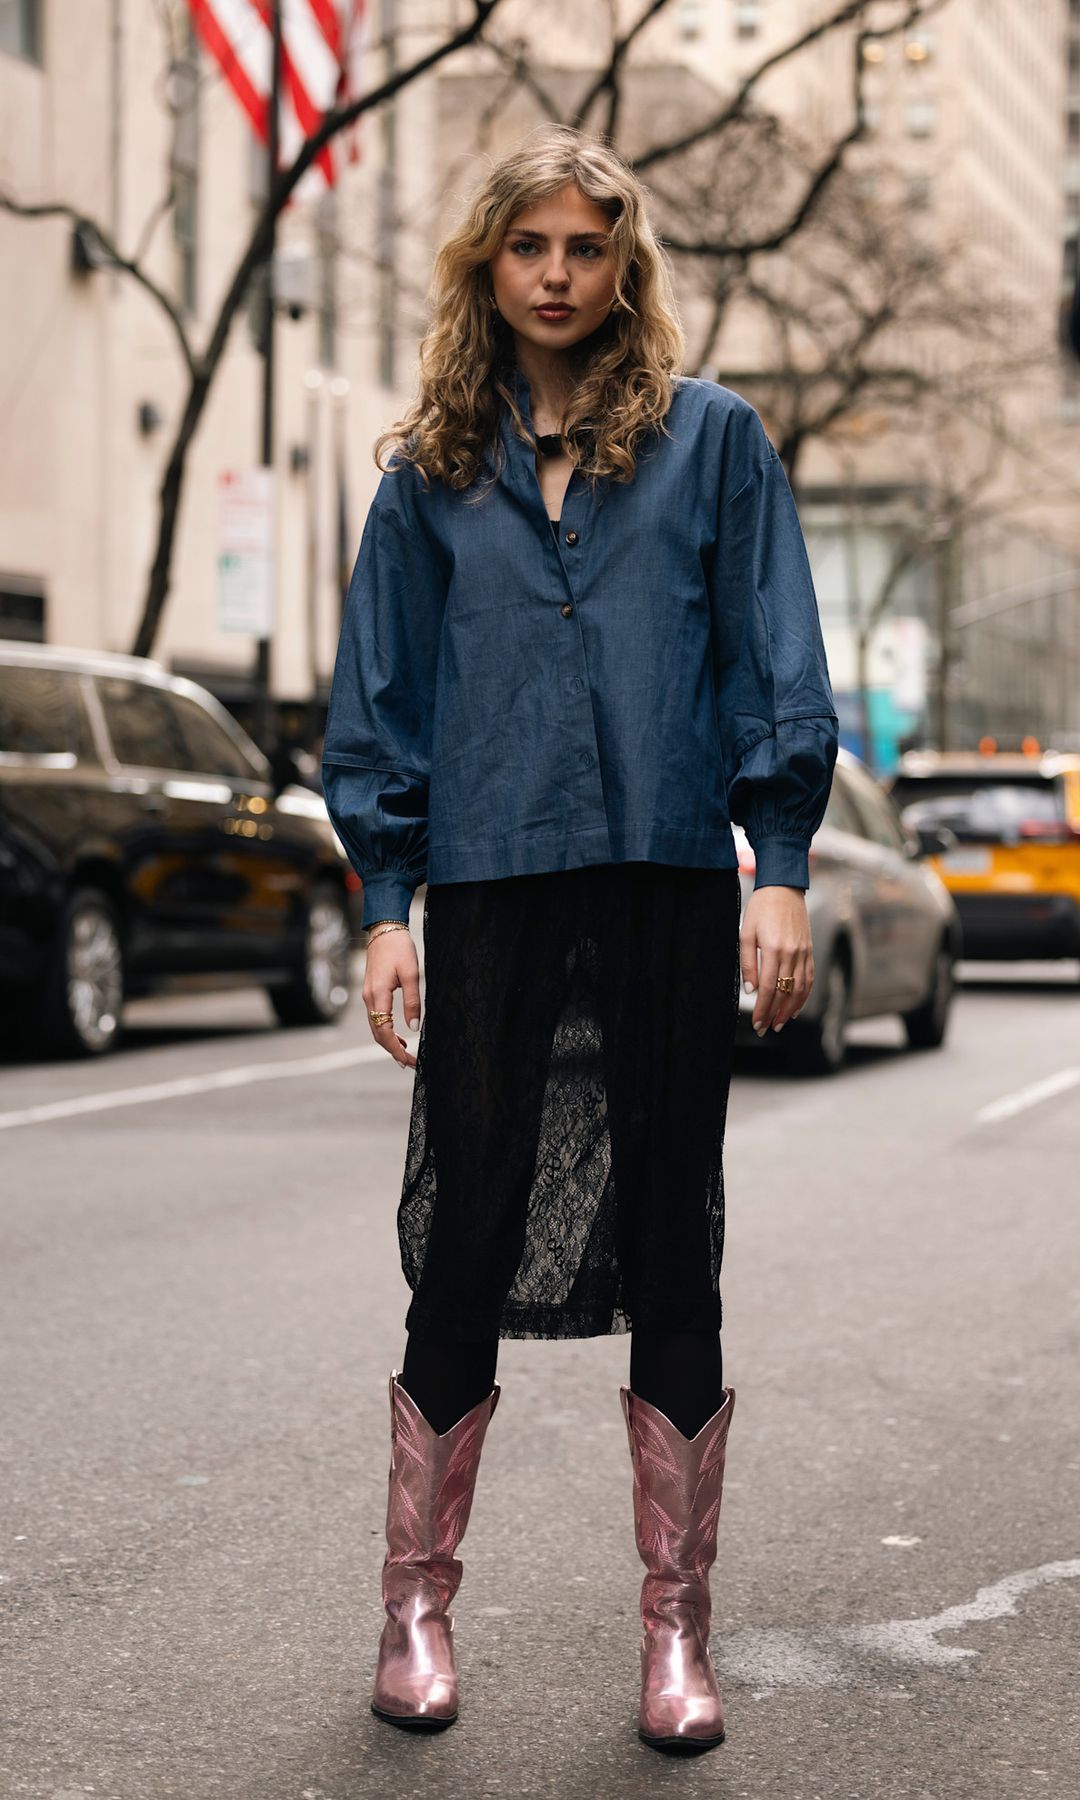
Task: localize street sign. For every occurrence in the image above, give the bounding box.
[217,468,276,636]
[888,615,929,711]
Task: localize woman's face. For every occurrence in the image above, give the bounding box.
[488,182,619,353]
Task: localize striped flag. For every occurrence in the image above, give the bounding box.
[187,0,366,194]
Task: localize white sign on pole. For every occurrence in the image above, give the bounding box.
[888,615,929,711]
[217,468,276,636]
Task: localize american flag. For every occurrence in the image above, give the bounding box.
[188,0,366,194]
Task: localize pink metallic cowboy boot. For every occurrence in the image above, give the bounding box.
[620,1384,736,1753]
[370,1370,500,1729]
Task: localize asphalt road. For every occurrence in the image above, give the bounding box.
[2,909,1079,1800]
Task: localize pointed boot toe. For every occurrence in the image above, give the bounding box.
[371,1666,458,1730]
[371,1604,459,1727]
[637,1673,726,1753]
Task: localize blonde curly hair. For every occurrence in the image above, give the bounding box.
[373,123,687,500]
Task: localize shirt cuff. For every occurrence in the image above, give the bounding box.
[751,836,811,891]
[361,874,419,929]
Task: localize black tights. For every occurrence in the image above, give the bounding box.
[398,1327,724,1439]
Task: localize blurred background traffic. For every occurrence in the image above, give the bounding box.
[2,0,1079,1060]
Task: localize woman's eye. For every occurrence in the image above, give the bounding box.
[508,242,603,258]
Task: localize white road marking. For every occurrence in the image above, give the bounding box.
[0,1043,392,1133]
[975,1066,1080,1125]
[0,902,427,1136]
[719,1558,1080,1692]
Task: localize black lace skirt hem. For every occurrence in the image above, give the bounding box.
[404,1290,723,1344]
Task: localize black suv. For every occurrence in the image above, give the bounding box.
[0,643,361,1056]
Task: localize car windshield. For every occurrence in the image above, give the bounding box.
[890,774,1065,844]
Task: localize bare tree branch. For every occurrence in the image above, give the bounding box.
[653,0,952,263]
[0,0,967,680]
[133,0,506,660]
[0,191,197,376]
[635,0,949,176]
[569,0,672,139]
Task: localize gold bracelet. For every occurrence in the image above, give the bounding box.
[366,920,410,942]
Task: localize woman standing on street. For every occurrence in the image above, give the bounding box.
[322,123,838,1755]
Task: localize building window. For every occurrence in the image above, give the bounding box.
[0,0,41,63]
[1070,111,1080,149]
[904,29,934,63]
[905,96,937,138]
[0,578,46,642]
[907,173,932,207]
[1070,41,1080,81]
[169,21,200,316]
[734,0,762,40]
[678,0,707,39]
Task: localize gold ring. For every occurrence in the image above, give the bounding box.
[775,975,795,993]
[368,1009,394,1025]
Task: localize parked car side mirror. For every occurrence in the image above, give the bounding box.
[909,823,957,859]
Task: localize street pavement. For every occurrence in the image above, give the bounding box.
[2,903,1079,1800]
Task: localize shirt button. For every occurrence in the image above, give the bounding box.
[560,602,573,617]
[565,530,579,545]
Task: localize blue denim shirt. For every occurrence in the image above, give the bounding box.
[322,365,839,926]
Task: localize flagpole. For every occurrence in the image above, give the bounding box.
[253,0,282,756]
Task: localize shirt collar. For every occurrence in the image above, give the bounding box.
[497,360,534,449]
[493,362,535,495]
[504,359,532,420]
[493,358,610,516]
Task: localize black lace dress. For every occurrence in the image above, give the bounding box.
[395,519,744,1342]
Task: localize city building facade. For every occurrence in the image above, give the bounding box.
[1,0,1076,761]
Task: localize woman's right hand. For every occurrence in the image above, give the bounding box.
[363,927,422,1069]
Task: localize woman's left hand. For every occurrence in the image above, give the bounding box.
[740,885,814,1037]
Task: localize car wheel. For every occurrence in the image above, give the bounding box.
[38,886,125,1057]
[269,883,353,1027]
[902,937,954,1050]
[783,954,850,1075]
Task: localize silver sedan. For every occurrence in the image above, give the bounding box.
[734,747,962,1074]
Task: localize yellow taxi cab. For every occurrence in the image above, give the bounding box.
[884,740,1080,965]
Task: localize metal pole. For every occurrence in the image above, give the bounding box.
[253,0,282,754]
[934,529,962,753]
[304,369,323,745]
[330,375,350,625]
[378,0,398,389]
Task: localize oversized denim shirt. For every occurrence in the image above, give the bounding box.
[322,364,839,927]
